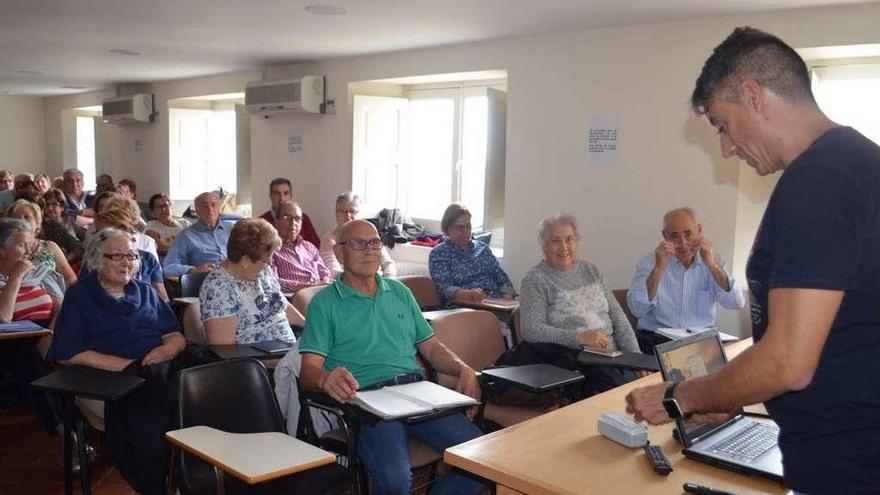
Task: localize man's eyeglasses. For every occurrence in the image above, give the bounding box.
[336,209,359,216]
[340,238,383,251]
[279,214,303,222]
[451,223,472,232]
[103,252,140,262]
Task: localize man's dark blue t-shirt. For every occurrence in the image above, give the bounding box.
[746,126,880,493]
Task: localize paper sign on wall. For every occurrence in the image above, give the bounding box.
[288,135,303,166]
[134,139,144,153]
[587,115,618,167]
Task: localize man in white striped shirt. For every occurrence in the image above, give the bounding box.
[627,207,745,353]
[270,200,334,294]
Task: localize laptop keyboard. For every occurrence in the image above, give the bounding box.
[708,422,779,461]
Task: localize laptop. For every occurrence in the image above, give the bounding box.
[655,331,784,482]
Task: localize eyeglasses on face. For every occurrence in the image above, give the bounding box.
[336,208,359,216]
[451,223,472,232]
[340,238,382,251]
[103,252,140,262]
[279,214,303,222]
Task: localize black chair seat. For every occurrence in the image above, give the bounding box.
[222,463,350,495]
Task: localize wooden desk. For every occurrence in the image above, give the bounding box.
[445,339,792,495]
[166,426,336,484]
[422,307,474,322]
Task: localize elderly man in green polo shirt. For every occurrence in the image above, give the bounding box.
[299,219,486,495]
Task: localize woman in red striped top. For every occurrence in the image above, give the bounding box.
[0,218,65,328]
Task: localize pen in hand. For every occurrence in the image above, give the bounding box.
[683,482,736,495]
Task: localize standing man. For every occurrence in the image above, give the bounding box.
[163,191,236,277]
[271,200,334,294]
[625,27,880,493]
[258,178,321,247]
[627,207,745,353]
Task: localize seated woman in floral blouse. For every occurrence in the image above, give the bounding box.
[200,218,305,345]
[429,203,515,305]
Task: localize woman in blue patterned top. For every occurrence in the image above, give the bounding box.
[200,218,304,344]
[429,203,515,305]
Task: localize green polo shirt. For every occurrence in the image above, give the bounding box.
[299,274,434,388]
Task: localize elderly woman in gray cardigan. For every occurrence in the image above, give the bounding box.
[520,213,646,395]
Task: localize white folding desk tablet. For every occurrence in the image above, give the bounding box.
[165,425,337,484]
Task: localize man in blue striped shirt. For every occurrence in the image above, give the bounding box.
[627,207,745,353]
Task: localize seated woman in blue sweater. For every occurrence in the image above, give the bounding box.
[429,203,515,305]
[50,228,185,495]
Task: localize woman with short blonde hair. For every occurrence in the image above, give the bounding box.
[7,199,78,288]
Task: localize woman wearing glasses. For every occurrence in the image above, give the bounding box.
[429,203,515,305]
[320,191,397,278]
[82,198,167,302]
[200,218,304,345]
[50,228,186,495]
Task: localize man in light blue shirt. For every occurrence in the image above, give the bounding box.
[627,207,744,353]
[163,191,236,277]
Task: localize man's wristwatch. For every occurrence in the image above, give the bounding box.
[662,381,687,419]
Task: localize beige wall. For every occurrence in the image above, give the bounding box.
[0,95,47,174]
[41,2,880,334]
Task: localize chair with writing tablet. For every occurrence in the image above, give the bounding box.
[431,310,584,430]
[180,271,210,298]
[168,359,352,495]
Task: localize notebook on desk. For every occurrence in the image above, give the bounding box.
[352,381,478,420]
[656,327,738,342]
[655,331,783,482]
[0,320,44,333]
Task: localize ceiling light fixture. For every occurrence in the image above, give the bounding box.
[109,48,141,56]
[304,4,348,15]
[17,70,44,76]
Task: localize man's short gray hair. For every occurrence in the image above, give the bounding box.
[538,213,581,246]
[662,207,698,231]
[335,192,361,209]
[0,218,33,247]
[63,168,83,180]
[83,228,140,275]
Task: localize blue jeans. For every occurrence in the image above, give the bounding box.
[357,413,486,495]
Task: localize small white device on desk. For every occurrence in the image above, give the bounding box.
[598,412,648,448]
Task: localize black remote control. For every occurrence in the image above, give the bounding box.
[644,443,673,475]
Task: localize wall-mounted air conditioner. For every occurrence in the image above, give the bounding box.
[245,76,325,115]
[102,94,154,124]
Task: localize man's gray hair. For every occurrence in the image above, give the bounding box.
[194,191,220,205]
[335,191,361,209]
[83,228,140,275]
[0,218,33,247]
[538,213,581,246]
[662,207,698,231]
[62,168,83,180]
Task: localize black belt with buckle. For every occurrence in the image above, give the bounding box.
[361,372,424,391]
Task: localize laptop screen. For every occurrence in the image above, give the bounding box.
[655,331,741,444]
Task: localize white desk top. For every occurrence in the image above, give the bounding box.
[166,426,336,484]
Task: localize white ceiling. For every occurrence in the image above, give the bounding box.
[0,0,872,96]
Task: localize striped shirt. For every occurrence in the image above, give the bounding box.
[271,237,334,293]
[627,251,745,331]
[13,285,54,322]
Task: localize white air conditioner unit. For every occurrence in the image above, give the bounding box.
[245,76,325,115]
[102,94,154,124]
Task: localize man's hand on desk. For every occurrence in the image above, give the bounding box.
[625,382,672,424]
[320,367,359,403]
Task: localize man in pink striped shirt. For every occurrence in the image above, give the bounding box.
[270,201,334,294]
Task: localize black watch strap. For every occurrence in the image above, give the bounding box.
[663,381,686,419]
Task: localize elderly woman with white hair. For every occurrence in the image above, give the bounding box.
[50,228,185,495]
[519,213,644,396]
[320,191,396,278]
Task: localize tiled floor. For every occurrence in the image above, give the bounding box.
[0,404,137,495]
